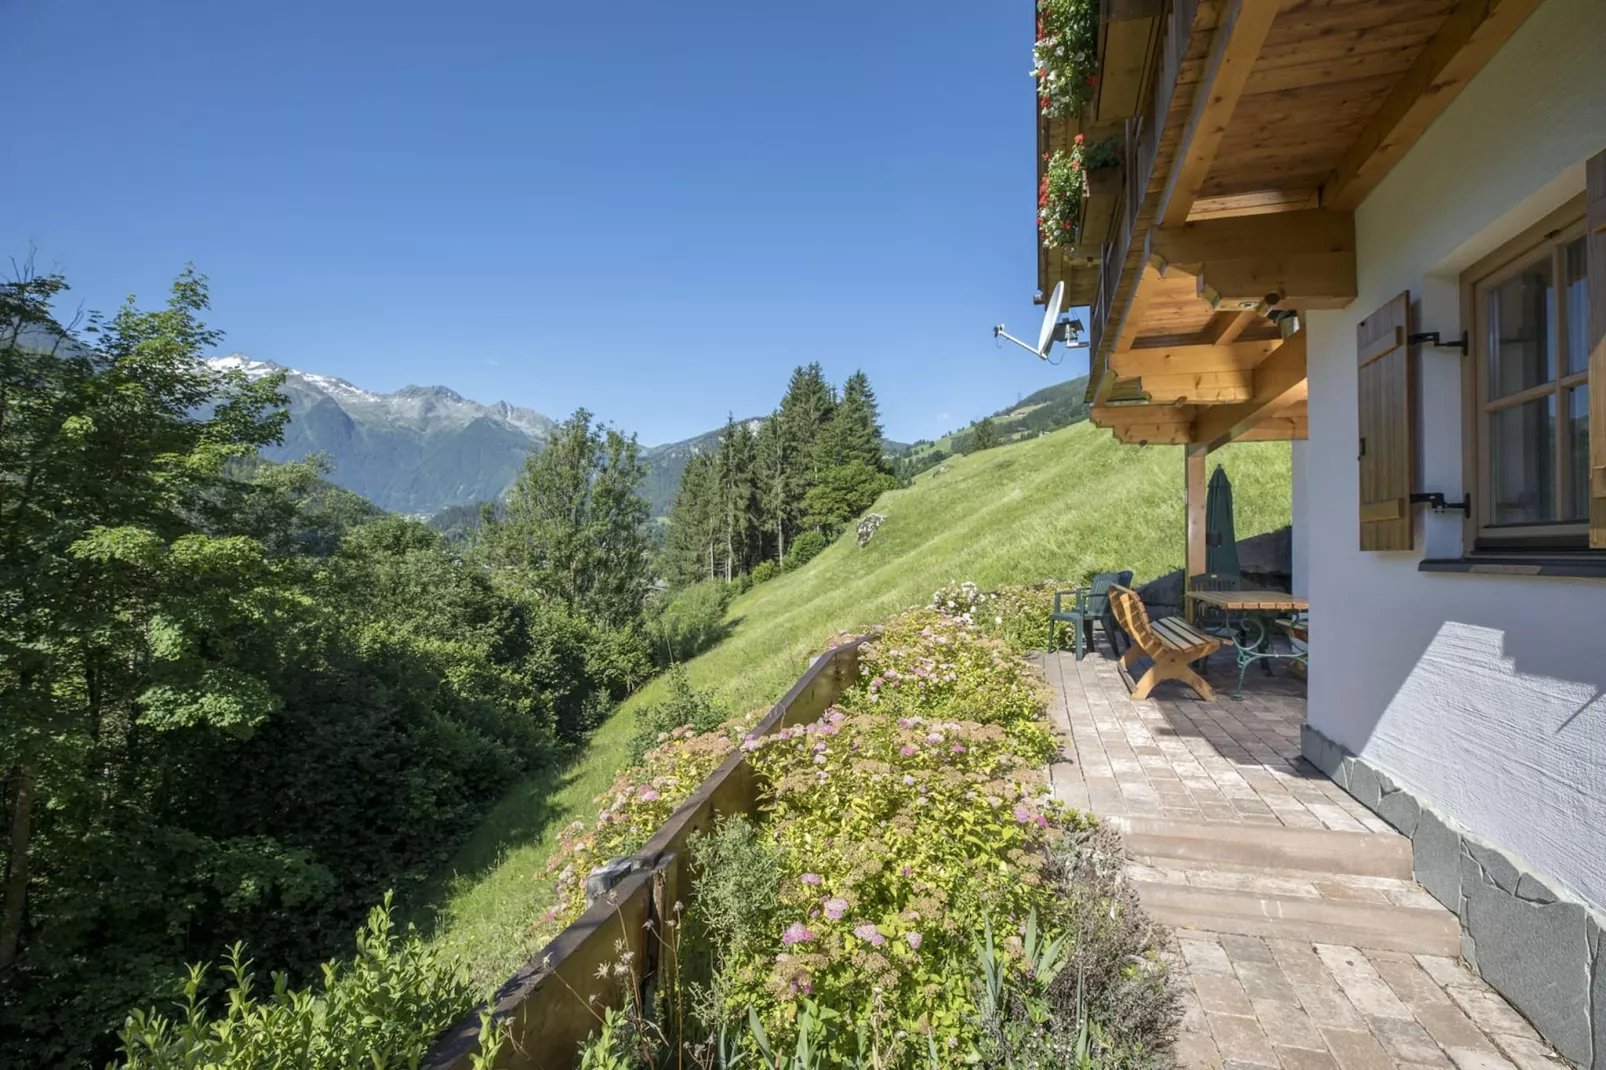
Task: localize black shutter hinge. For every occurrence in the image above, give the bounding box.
[1407,331,1469,355]
[1410,491,1471,517]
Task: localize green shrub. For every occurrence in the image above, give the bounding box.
[683,815,786,1028]
[627,667,730,765]
[113,895,475,1069]
[647,579,735,665]
[1045,825,1179,1066]
[783,531,828,572]
[749,560,780,586]
[535,705,766,942]
[843,607,1051,728]
[931,581,1073,654]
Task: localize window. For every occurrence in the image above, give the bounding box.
[1466,198,1592,550]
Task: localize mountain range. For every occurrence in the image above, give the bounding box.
[209,356,557,514]
[206,356,1037,517]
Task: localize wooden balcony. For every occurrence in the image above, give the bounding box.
[1034,0,1542,451]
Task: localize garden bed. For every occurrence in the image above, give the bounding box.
[427,584,1179,1069]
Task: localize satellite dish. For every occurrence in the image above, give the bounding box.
[1037,281,1066,353]
[994,281,1084,360]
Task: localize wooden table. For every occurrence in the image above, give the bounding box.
[1186,590,1309,698]
[1187,589,1309,615]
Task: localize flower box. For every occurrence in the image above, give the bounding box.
[1080,165,1124,248]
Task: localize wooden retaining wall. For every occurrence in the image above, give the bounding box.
[423,637,870,1070]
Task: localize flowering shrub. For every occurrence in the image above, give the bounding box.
[930,581,1070,654]
[847,608,1051,730]
[1038,141,1085,250]
[737,704,1075,1058]
[686,601,1088,1062]
[536,709,763,940]
[1034,0,1099,119]
[558,582,1176,1067]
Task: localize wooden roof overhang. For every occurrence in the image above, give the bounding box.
[1035,0,1542,450]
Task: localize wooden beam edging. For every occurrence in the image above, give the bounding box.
[422,635,875,1070]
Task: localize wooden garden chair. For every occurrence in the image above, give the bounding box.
[1107,585,1224,701]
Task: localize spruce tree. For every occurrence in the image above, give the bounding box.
[967,416,1000,453]
[815,369,888,472]
[713,415,758,581]
[753,413,790,564]
[662,451,720,587]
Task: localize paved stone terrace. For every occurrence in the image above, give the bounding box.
[1037,646,1572,1070]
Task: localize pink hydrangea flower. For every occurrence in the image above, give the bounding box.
[952,744,967,754]
[900,745,919,757]
[926,732,944,744]
[1013,804,1032,823]
[824,897,848,920]
[854,922,886,947]
[639,789,661,803]
[801,872,822,885]
[906,932,923,950]
[782,922,815,945]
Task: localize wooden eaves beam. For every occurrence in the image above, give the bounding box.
[1156,0,1283,229]
[1321,0,1543,210]
[1190,327,1308,450]
[1150,209,1357,311]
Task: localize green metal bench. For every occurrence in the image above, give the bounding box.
[1050,570,1133,660]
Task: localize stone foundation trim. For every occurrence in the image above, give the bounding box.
[1302,723,1605,1069]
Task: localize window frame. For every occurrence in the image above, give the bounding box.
[1460,194,1591,552]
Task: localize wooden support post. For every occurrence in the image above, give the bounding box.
[1185,444,1208,619]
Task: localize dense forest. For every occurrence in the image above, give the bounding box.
[0,270,669,1066]
[658,365,896,588]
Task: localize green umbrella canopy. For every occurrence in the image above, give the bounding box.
[1205,464,1240,577]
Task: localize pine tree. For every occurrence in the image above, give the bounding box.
[754,413,790,564]
[662,451,720,587]
[713,416,758,581]
[777,363,836,489]
[493,408,650,628]
[967,416,1000,453]
[815,369,888,472]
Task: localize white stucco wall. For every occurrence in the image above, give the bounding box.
[1304,0,1606,911]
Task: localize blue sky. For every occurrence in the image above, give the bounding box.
[2,0,1089,445]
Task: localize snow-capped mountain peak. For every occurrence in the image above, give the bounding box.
[202,355,557,514]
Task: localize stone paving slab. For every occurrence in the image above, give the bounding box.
[1034,649,1573,1069]
[1166,933,1568,1070]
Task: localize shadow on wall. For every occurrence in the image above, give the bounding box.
[1319,611,1606,914]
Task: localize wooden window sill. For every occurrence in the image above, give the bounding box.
[1419,554,1606,580]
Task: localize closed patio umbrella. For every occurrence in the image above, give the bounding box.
[1205,464,1240,577]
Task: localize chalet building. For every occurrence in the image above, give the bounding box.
[1033,0,1606,1061]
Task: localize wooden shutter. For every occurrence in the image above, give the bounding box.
[1357,292,1414,551]
[1588,151,1606,548]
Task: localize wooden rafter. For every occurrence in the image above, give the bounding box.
[1206,309,1259,345]
[1109,339,1280,377]
[1150,209,1358,310]
[1157,0,1283,229]
[1190,328,1308,449]
[1321,0,1543,210]
[1115,264,1164,352]
[1151,210,1353,272]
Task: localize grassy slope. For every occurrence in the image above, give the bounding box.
[420,421,1292,984]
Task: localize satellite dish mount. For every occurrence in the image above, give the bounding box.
[994,280,1085,360]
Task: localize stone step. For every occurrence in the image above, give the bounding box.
[1133,881,1461,954]
[1108,815,1414,879]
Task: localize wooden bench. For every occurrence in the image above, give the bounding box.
[1108,585,1225,701]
